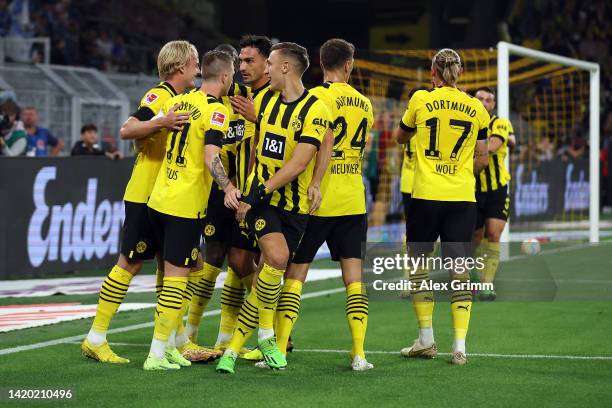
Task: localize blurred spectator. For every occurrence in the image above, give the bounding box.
[567,132,587,159]
[536,133,556,161]
[22,106,64,156]
[0,0,10,37]
[71,123,121,159]
[0,100,27,156]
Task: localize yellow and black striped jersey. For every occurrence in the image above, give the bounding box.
[123,81,177,203]
[400,137,416,194]
[477,115,513,192]
[235,83,268,193]
[148,89,229,219]
[246,88,332,214]
[400,86,489,202]
[309,82,373,216]
[215,83,251,191]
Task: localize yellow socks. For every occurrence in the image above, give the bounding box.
[149,277,188,358]
[174,267,202,345]
[90,265,133,343]
[186,263,221,334]
[346,282,369,359]
[255,263,284,338]
[451,275,472,353]
[227,288,259,353]
[155,268,164,301]
[216,267,246,346]
[409,261,435,346]
[275,279,303,354]
[483,241,501,283]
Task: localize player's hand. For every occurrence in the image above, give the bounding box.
[307,183,322,214]
[230,95,256,123]
[160,103,190,130]
[224,184,241,210]
[236,202,251,222]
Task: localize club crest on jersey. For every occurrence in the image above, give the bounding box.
[211,111,226,127]
[191,248,199,260]
[204,224,215,236]
[144,93,158,105]
[255,218,266,231]
[136,241,147,253]
[290,117,302,132]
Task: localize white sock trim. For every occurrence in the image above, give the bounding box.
[86,329,106,346]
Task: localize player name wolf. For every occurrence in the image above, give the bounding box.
[372,279,494,292]
[425,99,477,117]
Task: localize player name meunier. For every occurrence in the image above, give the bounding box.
[372,279,494,292]
[330,163,360,174]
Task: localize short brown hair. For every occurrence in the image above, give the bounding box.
[239,35,272,57]
[201,50,234,80]
[474,86,496,98]
[157,40,198,80]
[271,42,309,75]
[320,38,355,70]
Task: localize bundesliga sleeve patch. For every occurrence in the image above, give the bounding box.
[210,111,226,127]
[144,92,158,105]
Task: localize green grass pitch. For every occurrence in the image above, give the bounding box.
[1,242,611,407]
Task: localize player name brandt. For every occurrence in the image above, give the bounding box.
[372,279,494,292]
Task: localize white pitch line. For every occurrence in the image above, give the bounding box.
[0,289,347,356]
[0,241,609,357]
[57,343,612,361]
[292,348,612,361]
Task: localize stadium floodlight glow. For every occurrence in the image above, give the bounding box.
[497,41,600,244]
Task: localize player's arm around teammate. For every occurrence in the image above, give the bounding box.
[81,41,199,365]
[143,50,236,371]
[216,42,331,373]
[280,39,375,371]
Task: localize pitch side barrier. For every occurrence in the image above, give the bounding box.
[0,157,132,279]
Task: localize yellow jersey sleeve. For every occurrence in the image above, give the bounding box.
[491,116,510,141]
[123,86,175,203]
[400,91,422,130]
[476,105,490,140]
[133,88,170,120]
[300,100,332,149]
[203,102,230,146]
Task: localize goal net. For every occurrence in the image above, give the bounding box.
[351,43,600,243]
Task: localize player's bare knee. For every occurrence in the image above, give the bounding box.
[265,250,289,270]
[486,229,502,242]
[286,263,308,282]
[204,245,227,268]
[117,255,143,276]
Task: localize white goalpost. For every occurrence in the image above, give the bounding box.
[496,41,601,245]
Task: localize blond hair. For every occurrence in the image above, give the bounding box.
[432,48,462,86]
[157,40,198,80]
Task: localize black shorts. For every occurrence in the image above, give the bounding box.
[405,199,476,259]
[148,208,203,267]
[476,186,510,230]
[402,193,412,220]
[231,219,260,253]
[202,187,234,244]
[246,204,308,262]
[292,214,367,264]
[120,201,158,261]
